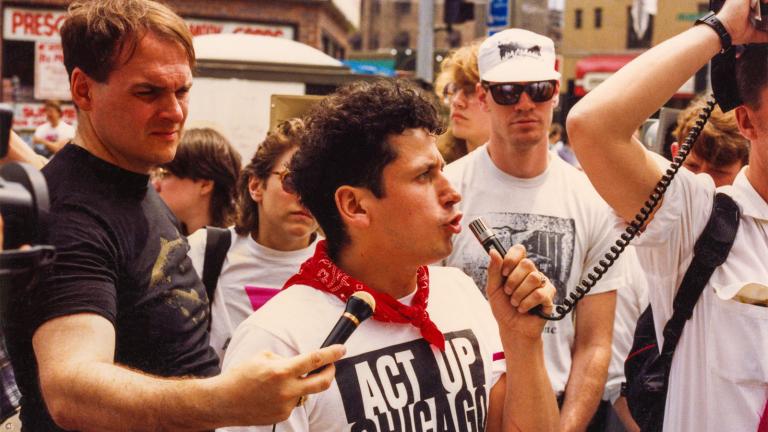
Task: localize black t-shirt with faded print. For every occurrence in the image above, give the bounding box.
[6,144,220,430]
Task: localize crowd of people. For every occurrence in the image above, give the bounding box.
[0,0,766,431]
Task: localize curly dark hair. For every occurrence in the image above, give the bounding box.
[290,79,443,259]
[235,118,304,236]
[737,44,768,110]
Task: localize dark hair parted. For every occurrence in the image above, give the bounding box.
[736,44,768,110]
[60,0,194,82]
[290,79,443,259]
[235,118,305,236]
[161,128,241,228]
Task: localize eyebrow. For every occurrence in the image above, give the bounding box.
[130,82,192,92]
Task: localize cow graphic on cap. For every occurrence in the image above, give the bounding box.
[497,42,542,61]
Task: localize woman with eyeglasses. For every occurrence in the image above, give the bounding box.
[434,41,491,163]
[187,118,320,360]
[153,127,242,235]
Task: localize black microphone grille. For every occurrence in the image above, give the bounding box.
[469,217,494,243]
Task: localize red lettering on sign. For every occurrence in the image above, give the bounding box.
[188,23,224,37]
[9,10,65,38]
[233,27,284,37]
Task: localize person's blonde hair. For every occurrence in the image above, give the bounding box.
[434,42,481,99]
[675,95,750,168]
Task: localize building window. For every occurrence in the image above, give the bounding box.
[627,6,653,48]
[575,9,583,29]
[594,8,603,29]
[395,1,412,15]
[371,0,381,16]
[322,33,346,60]
[370,33,380,50]
[394,31,410,49]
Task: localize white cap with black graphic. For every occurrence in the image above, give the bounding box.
[478,28,561,83]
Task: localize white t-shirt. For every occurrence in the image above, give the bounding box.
[443,146,624,393]
[603,246,648,403]
[220,266,506,432]
[33,121,74,144]
[187,227,319,360]
[634,167,768,432]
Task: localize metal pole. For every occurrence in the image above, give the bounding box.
[416,0,435,83]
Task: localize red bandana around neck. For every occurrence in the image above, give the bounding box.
[282,240,446,350]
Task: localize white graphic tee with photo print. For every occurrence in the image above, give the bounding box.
[443,146,626,393]
[219,266,506,432]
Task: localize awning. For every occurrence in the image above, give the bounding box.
[574,54,637,97]
[574,53,695,98]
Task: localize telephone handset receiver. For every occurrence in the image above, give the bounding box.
[709,0,768,112]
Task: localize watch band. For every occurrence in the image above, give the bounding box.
[695,11,732,53]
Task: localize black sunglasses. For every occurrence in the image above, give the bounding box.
[483,81,557,106]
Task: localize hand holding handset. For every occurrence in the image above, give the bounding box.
[709,0,768,112]
[469,218,546,319]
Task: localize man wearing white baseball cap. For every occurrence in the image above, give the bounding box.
[443,28,628,432]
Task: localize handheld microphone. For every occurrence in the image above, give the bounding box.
[469,217,545,317]
[309,291,376,374]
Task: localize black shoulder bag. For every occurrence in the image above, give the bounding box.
[623,192,740,431]
[202,226,232,315]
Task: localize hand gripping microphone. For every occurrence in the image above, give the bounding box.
[309,291,376,374]
[469,217,546,318]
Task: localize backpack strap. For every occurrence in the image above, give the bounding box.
[202,227,232,306]
[660,192,740,354]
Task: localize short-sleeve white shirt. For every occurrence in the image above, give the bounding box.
[443,145,623,393]
[187,227,318,361]
[635,167,768,432]
[219,266,506,432]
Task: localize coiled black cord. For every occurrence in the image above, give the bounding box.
[536,96,717,321]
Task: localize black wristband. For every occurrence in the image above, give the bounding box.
[695,11,732,53]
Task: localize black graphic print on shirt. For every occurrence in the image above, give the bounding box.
[335,330,491,432]
[460,213,575,305]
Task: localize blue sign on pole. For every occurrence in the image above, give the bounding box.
[488,0,509,35]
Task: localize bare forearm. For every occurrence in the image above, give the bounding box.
[502,339,559,432]
[8,132,46,169]
[559,344,612,432]
[613,396,641,432]
[43,361,225,431]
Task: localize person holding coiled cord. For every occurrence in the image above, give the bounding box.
[568,0,768,430]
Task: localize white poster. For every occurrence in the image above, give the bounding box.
[3,7,66,42]
[34,41,71,101]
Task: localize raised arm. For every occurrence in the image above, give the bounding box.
[566,0,768,220]
[33,313,345,431]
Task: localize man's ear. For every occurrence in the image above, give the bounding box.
[476,82,491,112]
[70,68,93,111]
[335,185,370,229]
[199,179,214,196]
[735,105,758,142]
[248,175,264,203]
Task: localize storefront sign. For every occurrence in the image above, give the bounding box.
[12,102,76,130]
[186,19,294,39]
[3,7,295,42]
[3,7,66,42]
[34,41,70,101]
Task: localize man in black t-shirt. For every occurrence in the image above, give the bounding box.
[4,1,344,430]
